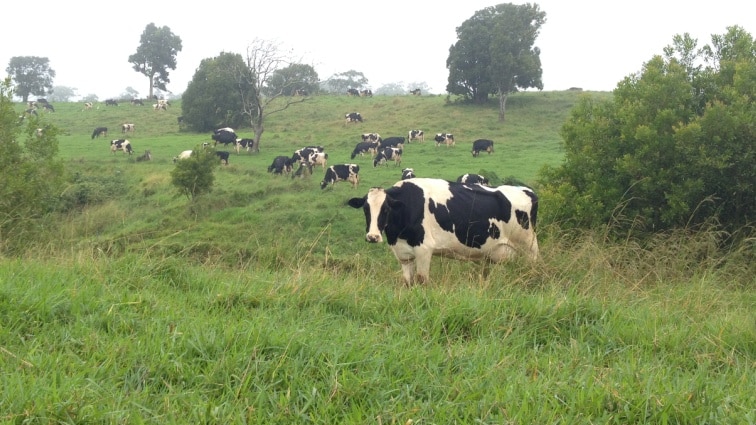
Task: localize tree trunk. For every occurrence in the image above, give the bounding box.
[251,116,263,153]
[148,74,154,99]
[498,91,509,122]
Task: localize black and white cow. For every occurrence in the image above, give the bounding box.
[91,127,108,139]
[173,150,193,162]
[408,130,424,143]
[434,133,455,147]
[307,151,329,169]
[373,147,402,167]
[347,88,360,96]
[348,178,539,285]
[268,156,294,175]
[42,103,55,112]
[378,136,405,150]
[235,138,254,154]
[456,173,490,186]
[212,128,237,146]
[121,123,135,133]
[345,112,363,123]
[110,139,133,155]
[105,99,118,106]
[409,88,421,96]
[131,98,144,106]
[215,151,230,165]
[83,102,93,110]
[351,141,379,159]
[471,139,494,156]
[361,133,381,143]
[291,146,326,177]
[320,164,360,189]
[401,168,416,179]
[360,89,373,97]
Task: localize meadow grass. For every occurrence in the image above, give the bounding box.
[1,92,753,423]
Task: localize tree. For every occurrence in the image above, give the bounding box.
[122,86,140,100]
[48,86,78,102]
[0,78,65,254]
[181,52,251,132]
[266,63,319,96]
[128,23,183,99]
[6,56,56,102]
[539,26,755,236]
[232,39,310,152]
[446,3,545,121]
[170,146,219,200]
[320,70,368,94]
[375,82,406,96]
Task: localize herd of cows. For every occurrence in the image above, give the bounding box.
[78,102,536,285]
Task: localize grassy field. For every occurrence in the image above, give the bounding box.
[1,92,753,424]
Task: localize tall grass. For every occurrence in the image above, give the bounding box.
[1,92,753,423]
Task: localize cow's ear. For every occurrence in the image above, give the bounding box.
[347,197,366,208]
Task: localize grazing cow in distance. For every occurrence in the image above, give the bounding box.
[401,168,416,180]
[212,128,237,146]
[307,151,329,169]
[131,99,144,106]
[345,112,363,123]
[235,138,254,154]
[360,89,373,97]
[121,123,135,133]
[348,178,539,285]
[268,156,294,175]
[434,133,455,147]
[105,99,118,106]
[215,151,230,165]
[347,88,360,96]
[321,164,360,189]
[110,139,133,155]
[361,133,381,143]
[351,141,379,159]
[374,147,402,167]
[408,130,424,143]
[153,102,167,111]
[409,88,421,96]
[379,136,405,150]
[457,173,490,186]
[91,127,108,139]
[82,102,93,110]
[42,103,55,112]
[471,139,494,156]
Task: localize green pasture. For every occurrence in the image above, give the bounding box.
[2,92,753,424]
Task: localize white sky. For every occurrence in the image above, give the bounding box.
[2,1,752,99]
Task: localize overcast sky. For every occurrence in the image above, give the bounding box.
[2,1,753,99]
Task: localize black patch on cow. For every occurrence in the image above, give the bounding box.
[427,184,513,249]
[380,184,426,247]
[515,210,530,229]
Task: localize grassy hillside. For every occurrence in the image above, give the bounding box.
[2,92,753,423]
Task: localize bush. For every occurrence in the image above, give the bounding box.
[170,147,219,200]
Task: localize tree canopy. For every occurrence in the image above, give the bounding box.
[320,70,368,94]
[539,26,755,237]
[128,23,183,99]
[181,52,251,132]
[6,56,56,102]
[266,63,319,96]
[446,3,545,121]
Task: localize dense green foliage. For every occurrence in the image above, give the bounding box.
[128,23,183,99]
[170,146,220,199]
[0,79,64,254]
[540,26,755,236]
[320,70,369,94]
[181,52,252,131]
[447,2,545,121]
[5,56,56,102]
[266,63,320,96]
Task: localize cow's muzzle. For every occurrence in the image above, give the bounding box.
[366,233,382,243]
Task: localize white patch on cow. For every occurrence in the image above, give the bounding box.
[364,187,388,243]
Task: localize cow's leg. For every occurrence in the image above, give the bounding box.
[399,259,415,286]
[413,248,433,285]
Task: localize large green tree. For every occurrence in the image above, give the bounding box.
[48,85,77,102]
[0,78,64,254]
[181,52,252,132]
[6,56,56,103]
[320,70,368,94]
[446,3,545,121]
[539,26,755,237]
[265,63,319,96]
[128,23,183,99]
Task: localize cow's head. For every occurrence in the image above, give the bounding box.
[349,188,402,243]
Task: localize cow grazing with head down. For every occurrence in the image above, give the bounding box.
[110,139,133,155]
[351,141,379,159]
[361,133,381,143]
[373,147,402,167]
[401,168,416,180]
[235,138,254,154]
[378,136,405,150]
[347,88,360,96]
[268,156,294,175]
[212,128,237,146]
[105,99,118,106]
[360,89,373,97]
[173,150,193,162]
[345,112,363,123]
[471,139,494,157]
[434,133,455,147]
[83,102,93,111]
[457,173,490,186]
[121,123,135,133]
[408,130,424,143]
[215,151,230,165]
[91,127,108,139]
[348,178,539,285]
[321,164,360,189]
